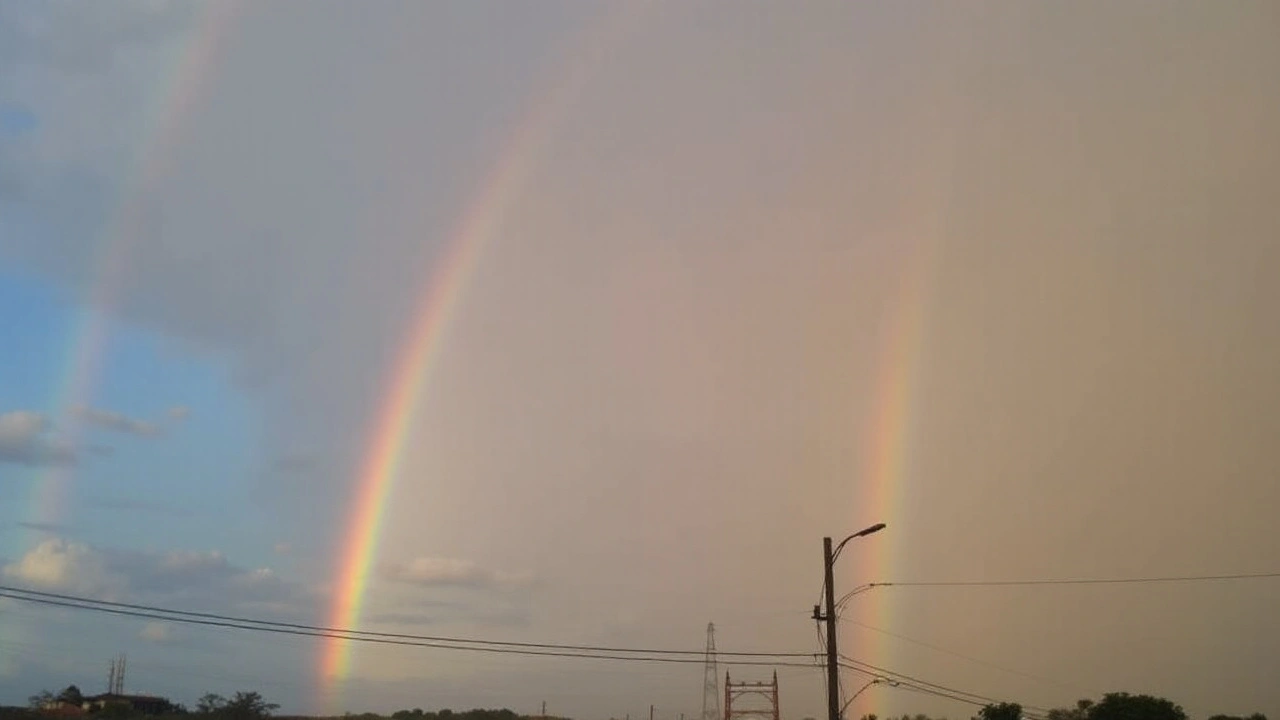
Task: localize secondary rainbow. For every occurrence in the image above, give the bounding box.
[24,1,242,532]
[2,0,240,681]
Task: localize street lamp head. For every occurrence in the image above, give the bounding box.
[853,523,886,538]
[830,523,887,564]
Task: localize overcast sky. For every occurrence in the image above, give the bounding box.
[2,2,1278,719]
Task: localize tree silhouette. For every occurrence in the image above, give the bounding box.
[197,695,227,714]
[57,686,84,706]
[221,692,279,720]
[1088,694,1185,720]
[27,691,54,710]
[977,704,1023,720]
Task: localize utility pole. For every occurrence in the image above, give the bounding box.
[814,525,885,720]
[650,705,655,720]
[822,536,840,720]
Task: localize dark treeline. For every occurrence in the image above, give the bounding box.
[859,691,1266,720]
[7,688,1269,720]
[5,689,549,720]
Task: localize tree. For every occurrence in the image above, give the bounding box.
[57,686,85,706]
[28,691,55,710]
[1208,715,1267,720]
[1088,694,1185,720]
[197,695,227,714]
[977,703,1023,720]
[221,692,279,720]
[1049,699,1096,720]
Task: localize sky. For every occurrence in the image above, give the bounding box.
[1,1,1278,719]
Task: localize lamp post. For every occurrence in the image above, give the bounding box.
[840,678,899,719]
[815,523,886,720]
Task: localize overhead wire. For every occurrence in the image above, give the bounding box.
[879,571,1280,587]
[0,584,812,659]
[840,617,1088,694]
[0,586,821,668]
[840,655,1051,716]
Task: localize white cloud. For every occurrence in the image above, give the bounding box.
[0,410,76,466]
[73,405,161,436]
[167,405,190,422]
[159,549,227,572]
[1,538,125,598]
[379,557,534,591]
[272,543,292,556]
[2,538,313,619]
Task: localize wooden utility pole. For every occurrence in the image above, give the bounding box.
[822,536,840,720]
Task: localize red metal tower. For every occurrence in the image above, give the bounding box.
[723,670,779,720]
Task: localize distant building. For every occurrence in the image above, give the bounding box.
[80,694,173,716]
[37,700,87,717]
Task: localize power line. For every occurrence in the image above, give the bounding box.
[841,618,1088,694]
[885,679,1048,720]
[0,584,813,658]
[0,586,820,668]
[839,658,997,707]
[877,571,1280,588]
[839,655,1051,715]
[842,666,1048,720]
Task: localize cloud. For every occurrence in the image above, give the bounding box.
[272,543,292,556]
[363,607,529,630]
[0,1,194,73]
[1,538,126,598]
[2,538,316,619]
[379,558,534,591]
[0,0,572,522]
[139,621,174,643]
[167,405,190,422]
[362,611,442,627]
[0,410,76,466]
[15,521,69,536]
[85,496,195,516]
[73,405,161,436]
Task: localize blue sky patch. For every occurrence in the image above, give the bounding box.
[0,102,37,135]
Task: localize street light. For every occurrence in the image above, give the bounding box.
[839,678,900,718]
[816,523,886,720]
[832,524,887,563]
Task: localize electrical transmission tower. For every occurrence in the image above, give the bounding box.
[106,653,126,695]
[701,623,720,720]
[723,671,779,720]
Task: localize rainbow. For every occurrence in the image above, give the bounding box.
[845,240,938,714]
[24,1,243,534]
[318,5,649,707]
[1,0,240,681]
[862,240,934,554]
[855,150,957,715]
